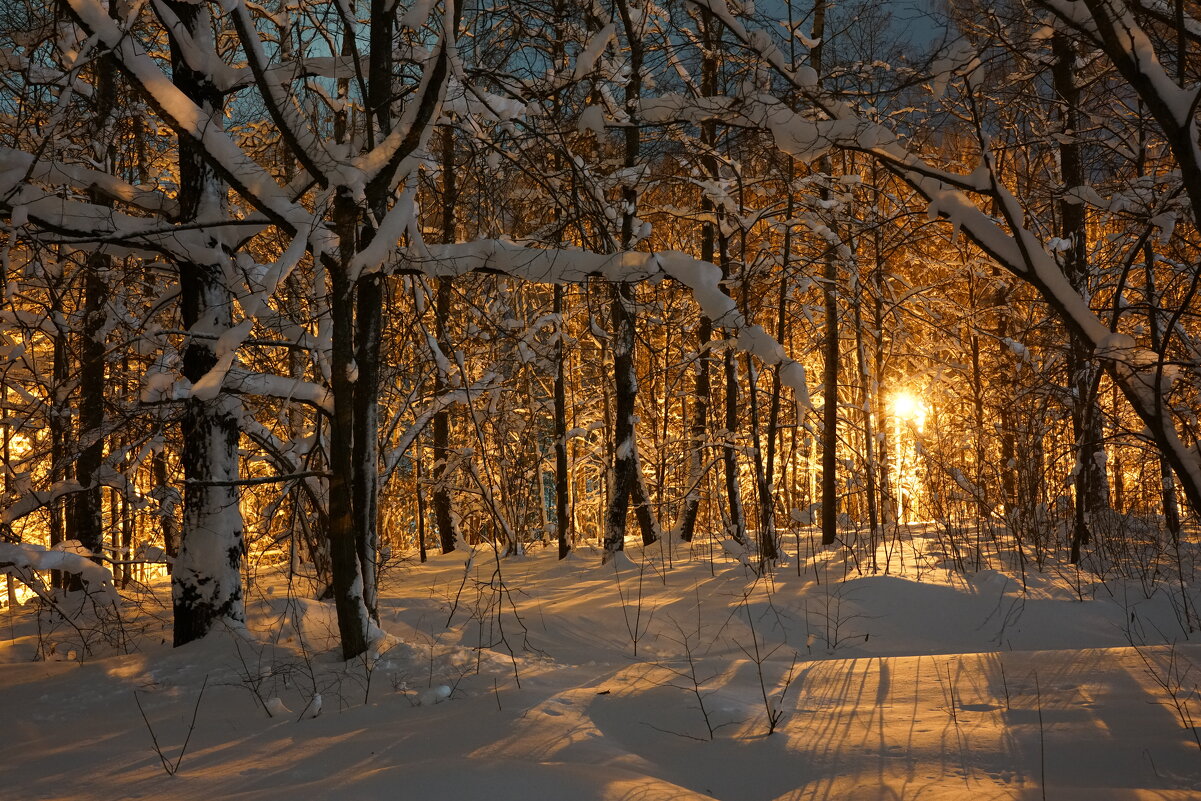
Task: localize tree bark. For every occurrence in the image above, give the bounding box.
[812,0,840,547]
[431,125,461,554]
[677,8,720,544]
[554,284,571,558]
[352,271,382,620]
[165,0,245,645]
[1052,33,1108,562]
[49,280,70,589]
[328,191,370,659]
[605,280,639,555]
[75,253,107,563]
[605,0,659,558]
[75,29,115,565]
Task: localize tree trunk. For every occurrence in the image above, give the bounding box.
[677,10,719,544]
[605,1,659,559]
[152,449,178,568]
[761,150,800,565]
[326,0,411,658]
[812,0,840,547]
[852,272,880,564]
[328,191,370,659]
[432,123,461,555]
[818,203,840,544]
[747,354,778,564]
[75,253,107,563]
[165,0,245,645]
[678,313,712,544]
[352,271,382,620]
[605,280,639,555]
[74,35,114,565]
[1053,33,1108,563]
[49,281,70,589]
[723,346,747,545]
[554,284,571,558]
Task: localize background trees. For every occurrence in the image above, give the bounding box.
[2,0,1199,656]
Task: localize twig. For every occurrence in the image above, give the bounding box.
[134,674,209,776]
[133,690,174,776]
[175,675,209,772]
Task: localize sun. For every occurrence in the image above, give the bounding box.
[891,391,927,428]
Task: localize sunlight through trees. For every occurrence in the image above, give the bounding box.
[0,0,1198,661]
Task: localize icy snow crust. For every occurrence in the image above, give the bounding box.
[3,534,1200,800]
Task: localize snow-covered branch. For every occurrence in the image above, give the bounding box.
[398,239,811,404]
[0,541,118,604]
[65,0,315,235]
[0,147,180,219]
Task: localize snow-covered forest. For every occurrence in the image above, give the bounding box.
[2,0,1201,797]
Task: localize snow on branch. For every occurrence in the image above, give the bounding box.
[0,308,59,337]
[686,0,818,87]
[2,481,87,527]
[382,378,500,486]
[65,0,314,234]
[0,184,212,263]
[900,167,1200,497]
[399,240,811,406]
[223,368,333,414]
[3,468,148,527]
[1040,0,1201,230]
[224,54,374,92]
[1042,0,1199,127]
[229,3,337,184]
[0,147,180,219]
[151,0,242,92]
[237,415,329,513]
[358,28,452,199]
[1129,0,1201,39]
[639,93,890,165]
[143,362,333,413]
[0,541,118,604]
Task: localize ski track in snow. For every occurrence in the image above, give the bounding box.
[3,537,1200,801]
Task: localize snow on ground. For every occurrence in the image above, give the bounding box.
[3,530,1200,800]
